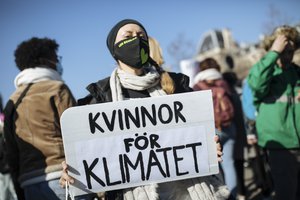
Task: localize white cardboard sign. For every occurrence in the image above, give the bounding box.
[60,90,218,197]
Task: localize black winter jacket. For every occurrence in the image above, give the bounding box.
[77,72,192,200]
[78,72,192,105]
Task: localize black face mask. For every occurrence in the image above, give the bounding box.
[114,36,150,69]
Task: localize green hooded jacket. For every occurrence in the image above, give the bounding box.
[248,51,300,149]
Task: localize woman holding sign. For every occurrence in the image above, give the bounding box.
[60,19,227,200]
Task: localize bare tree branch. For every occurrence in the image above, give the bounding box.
[167,33,195,70]
[262,4,295,34]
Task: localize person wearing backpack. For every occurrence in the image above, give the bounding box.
[3,37,76,200]
[193,58,237,199]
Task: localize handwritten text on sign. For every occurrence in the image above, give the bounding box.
[60,90,218,196]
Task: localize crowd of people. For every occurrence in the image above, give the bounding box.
[0,19,299,200]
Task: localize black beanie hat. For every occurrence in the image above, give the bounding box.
[106,19,148,60]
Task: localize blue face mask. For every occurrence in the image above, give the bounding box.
[56,57,63,75]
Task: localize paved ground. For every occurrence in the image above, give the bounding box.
[244,165,270,200]
[243,145,274,200]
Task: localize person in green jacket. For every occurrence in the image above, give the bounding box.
[247,25,300,200]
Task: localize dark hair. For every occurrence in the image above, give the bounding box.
[222,71,238,87]
[14,37,59,71]
[199,58,221,71]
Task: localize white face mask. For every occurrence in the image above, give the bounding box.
[56,56,63,75]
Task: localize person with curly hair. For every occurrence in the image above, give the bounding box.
[3,37,76,200]
[247,25,300,200]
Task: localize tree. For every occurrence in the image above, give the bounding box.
[167,33,196,71]
[262,4,295,35]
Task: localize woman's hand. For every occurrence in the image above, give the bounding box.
[270,35,288,53]
[59,161,74,188]
[214,135,223,162]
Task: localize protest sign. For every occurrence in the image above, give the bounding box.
[60,90,218,197]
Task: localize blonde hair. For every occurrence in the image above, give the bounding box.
[149,37,164,66]
[148,37,175,94]
[262,25,300,51]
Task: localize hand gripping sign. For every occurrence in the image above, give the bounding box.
[60,90,219,197]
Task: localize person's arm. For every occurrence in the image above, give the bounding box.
[248,35,288,101]
[54,85,76,188]
[55,84,77,117]
[247,52,278,100]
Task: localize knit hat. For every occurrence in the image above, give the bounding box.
[106,19,148,60]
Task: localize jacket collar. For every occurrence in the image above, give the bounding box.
[86,77,112,103]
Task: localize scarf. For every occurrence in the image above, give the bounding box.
[109,65,162,200]
[14,66,63,88]
[110,66,166,102]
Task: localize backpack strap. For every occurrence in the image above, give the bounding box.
[11,83,34,137]
[15,83,33,110]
